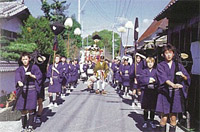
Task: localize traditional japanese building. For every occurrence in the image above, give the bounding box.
[138,18,168,47]
[0,1,30,44]
[0,0,29,97]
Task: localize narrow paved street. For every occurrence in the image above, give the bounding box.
[0,81,184,132]
[33,81,183,132]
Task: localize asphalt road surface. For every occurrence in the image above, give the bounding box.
[0,81,184,132]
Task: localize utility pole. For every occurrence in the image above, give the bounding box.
[82,21,84,47]
[87,36,88,46]
[112,30,115,60]
[78,0,81,23]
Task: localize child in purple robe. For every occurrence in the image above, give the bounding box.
[15,52,42,131]
[65,58,71,92]
[131,54,145,107]
[68,60,78,89]
[82,61,88,82]
[120,58,131,97]
[156,44,190,132]
[60,56,68,98]
[47,54,63,108]
[74,59,80,87]
[87,61,95,78]
[113,58,122,93]
[139,57,158,129]
[111,58,117,87]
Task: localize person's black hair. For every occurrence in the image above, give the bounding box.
[18,52,31,66]
[162,43,176,54]
[61,56,66,58]
[100,56,104,59]
[20,52,30,58]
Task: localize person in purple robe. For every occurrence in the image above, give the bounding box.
[35,54,49,124]
[111,58,117,87]
[65,58,71,91]
[60,56,69,98]
[47,54,63,108]
[87,60,95,78]
[113,58,122,93]
[15,52,42,131]
[131,54,145,107]
[82,61,88,82]
[139,57,158,129]
[156,44,191,132]
[120,58,131,97]
[68,60,78,89]
[74,59,80,87]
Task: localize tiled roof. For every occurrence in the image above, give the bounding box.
[0,1,28,18]
[154,0,178,20]
[0,62,18,72]
[138,18,168,42]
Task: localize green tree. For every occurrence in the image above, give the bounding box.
[0,42,37,60]
[0,16,67,60]
[41,0,82,57]
[41,0,70,23]
[17,16,66,56]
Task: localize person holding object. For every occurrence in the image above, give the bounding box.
[60,56,69,98]
[15,52,42,132]
[47,54,63,108]
[156,44,191,132]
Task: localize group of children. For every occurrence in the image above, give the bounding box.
[15,53,80,132]
[15,44,190,132]
[111,44,190,132]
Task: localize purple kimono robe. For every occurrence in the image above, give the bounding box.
[113,63,122,83]
[75,64,80,81]
[83,64,88,73]
[87,63,95,76]
[156,61,191,114]
[139,68,158,110]
[111,62,117,79]
[68,64,78,83]
[132,61,145,89]
[47,63,63,93]
[15,64,42,110]
[60,62,69,86]
[121,64,131,87]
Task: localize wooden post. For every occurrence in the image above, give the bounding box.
[67,33,70,57]
[51,50,56,77]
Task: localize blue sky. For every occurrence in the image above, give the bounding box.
[24,0,169,45]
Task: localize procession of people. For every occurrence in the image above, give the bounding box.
[14,43,190,132]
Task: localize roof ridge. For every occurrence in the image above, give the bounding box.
[138,18,168,42]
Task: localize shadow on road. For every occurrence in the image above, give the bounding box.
[128,111,159,132]
[33,107,56,129]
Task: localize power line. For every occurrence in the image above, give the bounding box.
[93,0,114,22]
[124,0,132,17]
[116,0,122,19]
[127,0,135,18]
[89,0,113,23]
[114,0,119,22]
[119,0,127,17]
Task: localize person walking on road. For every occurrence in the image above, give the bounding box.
[15,52,42,132]
[94,56,109,94]
[47,54,63,108]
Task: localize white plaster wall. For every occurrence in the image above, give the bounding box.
[0,17,22,33]
[0,71,15,96]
